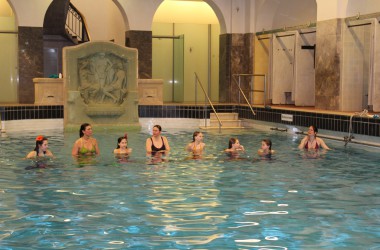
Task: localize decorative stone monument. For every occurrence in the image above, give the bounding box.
[63,41,139,128]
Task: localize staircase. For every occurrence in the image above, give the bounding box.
[200,112,244,129]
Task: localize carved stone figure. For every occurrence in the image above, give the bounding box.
[78,53,128,105]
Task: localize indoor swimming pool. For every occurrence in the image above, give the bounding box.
[0,128,379,249]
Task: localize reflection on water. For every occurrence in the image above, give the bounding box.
[0,129,379,249]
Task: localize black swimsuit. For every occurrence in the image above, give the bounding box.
[150,137,166,152]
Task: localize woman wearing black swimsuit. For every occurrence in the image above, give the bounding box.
[145,125,170,155]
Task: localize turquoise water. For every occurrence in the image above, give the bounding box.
[0,128,379,249]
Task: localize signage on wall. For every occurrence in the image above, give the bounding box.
[281,114,293,122]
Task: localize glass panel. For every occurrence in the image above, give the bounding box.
[0,0,18,103]
[173,35,184,102]
[0,33,18,103]
[152,37,173,102]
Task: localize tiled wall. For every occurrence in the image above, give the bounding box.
[1,105,379,137]
[138,105,380,137]
[0,106,63,121]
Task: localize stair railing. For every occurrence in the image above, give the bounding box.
[65,3,90,43]
[194,72,222,129]
[232,73,268,115]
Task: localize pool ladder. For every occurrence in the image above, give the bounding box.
[345,109,369,147]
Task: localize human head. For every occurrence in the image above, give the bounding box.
[153,125,162,132]
[34,135,48,152]
[228,138,238,149]
[79,123,91,138]
[152,125,162,136]
[261,139,272,150]
[192,131,203,142]
[308,125,318,137]
[116,134,128,149]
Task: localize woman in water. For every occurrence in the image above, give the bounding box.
[145,125,170,155]
[26,135,54,158]
[185,131,205,157]
[114,134,132,155]
[298,125,330,150]
[225,137,245,153]
[72,123,100,156]
[257,139,275,156]
[224,137,246,159]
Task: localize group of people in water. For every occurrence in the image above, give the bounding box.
[26,123,330,160]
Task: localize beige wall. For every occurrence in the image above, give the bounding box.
[317,0,380,21]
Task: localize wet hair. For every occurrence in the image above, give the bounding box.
[153,125,162,131]
[79,123,91,138]
[116,134,128,149]
[262,139,272,150]
[34,136,48,153]
[192,131,201,142]
[228,138,238,149]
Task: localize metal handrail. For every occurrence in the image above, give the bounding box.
[233,73,267,111]
[232,74,256,115]
[194,72,222,129]
[65,3,91,42]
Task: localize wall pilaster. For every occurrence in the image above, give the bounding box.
[18,27,44,104]
[219,33,254,103]
[315,19,343,110]
[125,30,152,79]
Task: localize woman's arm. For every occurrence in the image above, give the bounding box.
[146,138,152,153]
[93,139,100,155]
[298,136,308,149]
[318,138,330,150]
[163,136,170,151]
[71,140,79,156]
[185,142,193,152]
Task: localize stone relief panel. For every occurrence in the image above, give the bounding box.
[78,53,128,105]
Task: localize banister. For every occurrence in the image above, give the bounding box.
[232,73,268,115]
[194,72,222,129]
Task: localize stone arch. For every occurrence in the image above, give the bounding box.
[5,0,18,27]
[203,0,227,34]
[111,0,130,31]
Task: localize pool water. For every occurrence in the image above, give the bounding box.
[0,128,379,249]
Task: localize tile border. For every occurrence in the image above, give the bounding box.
[0,104,379,137]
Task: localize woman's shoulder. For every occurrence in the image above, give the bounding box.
[45,150,54,156]
[316,137,325,142]
[26,151,37,159]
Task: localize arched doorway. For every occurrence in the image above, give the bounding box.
[152,0,220,103]
[0,0,18,103]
